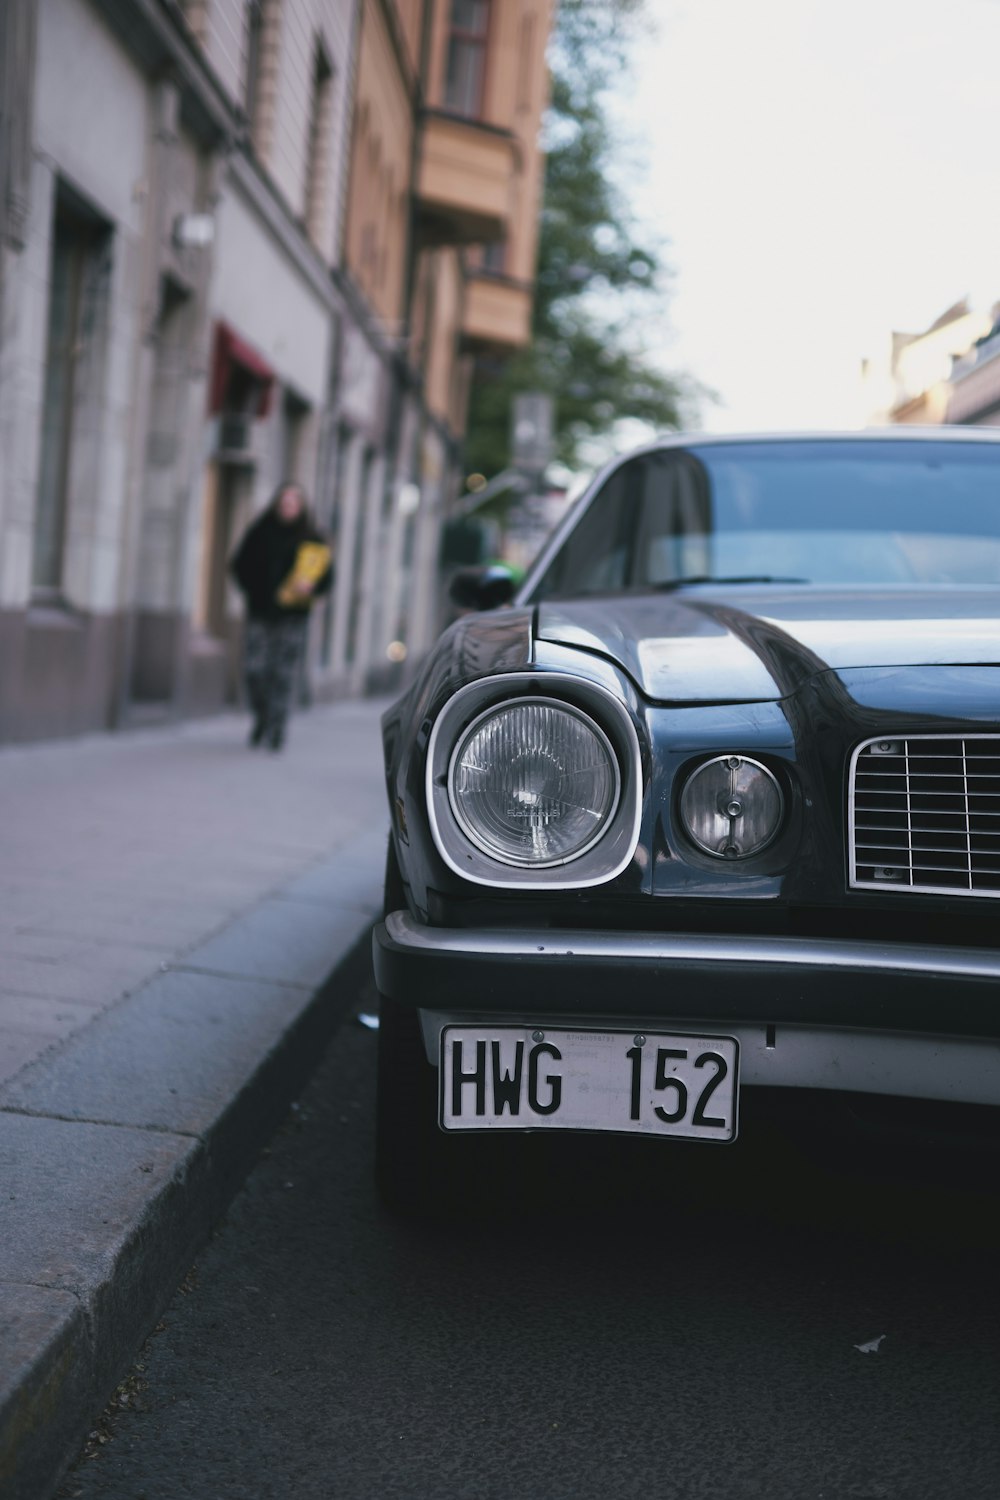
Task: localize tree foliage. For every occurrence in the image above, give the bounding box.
[464,0,695,480]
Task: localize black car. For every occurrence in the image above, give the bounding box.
[373,431,1000,1213]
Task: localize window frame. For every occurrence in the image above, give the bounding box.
[443,0,492,119]
[32,184,112,597]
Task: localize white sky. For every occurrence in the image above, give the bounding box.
[615,0,1000,432]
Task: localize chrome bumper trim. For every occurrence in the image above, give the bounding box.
[384,910,1000,983]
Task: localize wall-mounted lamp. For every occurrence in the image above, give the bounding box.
[172,213,216,250]
[397,482,421,517]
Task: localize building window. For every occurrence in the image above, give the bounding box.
[278,386,309,482]
[345,447,373,667]
[244,0,281,160]
[197,464,251,641]
[305,41,334,247]
[321,421,350,667]
[33,185,111,593]
[517,13,536,113]
[179,1,210,43]
[244,0,263,125]
[360,130,382,295]
[444,0,490,118]
[377,169,394,292]
[481,239,506,274]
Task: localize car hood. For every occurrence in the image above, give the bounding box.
[535,588,1000,703]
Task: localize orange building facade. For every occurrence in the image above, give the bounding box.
[338,0,553,691]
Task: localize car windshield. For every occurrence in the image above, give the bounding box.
[528,440,1000,598]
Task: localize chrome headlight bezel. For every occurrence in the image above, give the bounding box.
[447,698,622,869]
[426,674,643,890]
[678,754,785,860]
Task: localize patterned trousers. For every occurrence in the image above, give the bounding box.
[244,615,308,743]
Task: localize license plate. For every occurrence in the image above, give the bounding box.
[439,1026,738,1141]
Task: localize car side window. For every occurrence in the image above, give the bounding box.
[631,452,713,585]
[536,453,711,597]
[535,466,632,596]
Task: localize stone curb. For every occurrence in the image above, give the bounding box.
[0,863,381,1500]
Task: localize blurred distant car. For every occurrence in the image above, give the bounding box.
[373,432,1000,1213]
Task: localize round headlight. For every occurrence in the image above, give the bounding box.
[449,699,620,867]
[680,755,783,859]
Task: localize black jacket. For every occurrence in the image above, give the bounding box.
[229,511,333,621]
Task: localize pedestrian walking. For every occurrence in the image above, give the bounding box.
[229,483,333,751]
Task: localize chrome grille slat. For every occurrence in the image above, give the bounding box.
[850,734,1000,899]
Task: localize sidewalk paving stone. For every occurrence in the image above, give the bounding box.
[0,994,104,1089]
[2,938,170,1008]
[181,894,371,989]
[0,697,394,1500]
[0,967,326,1134]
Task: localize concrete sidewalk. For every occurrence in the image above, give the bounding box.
[0,698,391,1500]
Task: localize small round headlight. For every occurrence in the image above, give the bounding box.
[680,755,783,859]
[449,699,620,867]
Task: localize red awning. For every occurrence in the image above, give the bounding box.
[208,321,276,418]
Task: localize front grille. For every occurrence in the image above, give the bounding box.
[850,735,1000,898]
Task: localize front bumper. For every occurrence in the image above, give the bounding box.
[373,911,1000,1108]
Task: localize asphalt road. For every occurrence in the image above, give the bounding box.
[60,973,1000,1500]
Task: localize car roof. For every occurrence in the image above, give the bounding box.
[624,426,1000,453]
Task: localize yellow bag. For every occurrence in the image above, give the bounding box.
[276,542,331,608]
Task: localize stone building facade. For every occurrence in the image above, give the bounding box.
[0,0,552,742]
[863,301,994,428]
[865,298,1000,431]
[943,315,1000,428]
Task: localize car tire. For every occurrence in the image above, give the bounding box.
[375,990,455,1217]
[374,842,467,1218]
